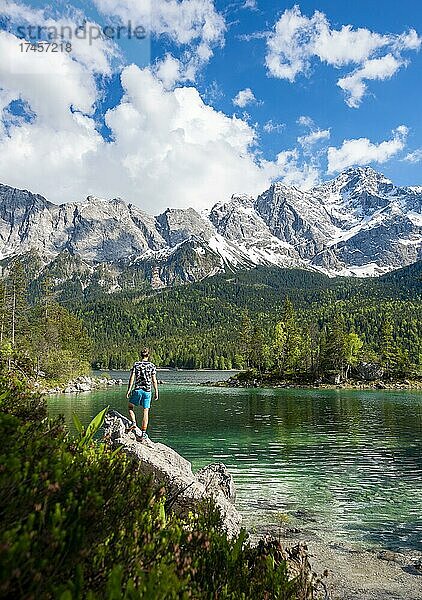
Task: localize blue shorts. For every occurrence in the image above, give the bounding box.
[130,389,152,409]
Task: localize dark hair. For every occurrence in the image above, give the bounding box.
[140,347,149,358]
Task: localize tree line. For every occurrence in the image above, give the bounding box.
[241,299,417,381]
[71,265,421,380]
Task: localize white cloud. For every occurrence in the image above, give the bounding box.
[0,1,121,75]
[394,29,421,51]
[233,87,256,107]
[403,148,422,163]
[0,20,307,213]
[93,0,226,83]
[337,54,405,108]
[154,53,182,89]
[327,126,409,173]
[262,149,320,189]
[265,5,421,106]
[203,80,224,104]
[94,0,225,45]
[238,30,269,42]
[297,115,330,150]
[243,0,258,10]
[0,30,98,127]
[298,128,330,148]
[263,119,284,133]
[297,115,313,128]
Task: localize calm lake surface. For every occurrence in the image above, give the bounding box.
[47,370,422,553]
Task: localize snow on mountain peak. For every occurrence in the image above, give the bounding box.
[315,166,393,197]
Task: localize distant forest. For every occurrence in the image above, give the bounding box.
[0,260,421,382]
[68,262,422,379]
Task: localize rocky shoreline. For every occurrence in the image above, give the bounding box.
[255,527,422,600]
[103,410,318,594]
[103,409,242,537]
[41,375,124,395]
[211,376,422,391]
[245,506,422,599]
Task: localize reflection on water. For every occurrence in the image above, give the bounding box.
[47,379,422,552]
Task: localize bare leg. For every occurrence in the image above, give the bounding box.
[128,403,137,426]
[141,408,149,433]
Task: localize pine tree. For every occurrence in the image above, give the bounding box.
[319,312,347,378]
[272,298,304,377]
[7,260,30,347]
[249,324,265,374]
[380,315,398,377]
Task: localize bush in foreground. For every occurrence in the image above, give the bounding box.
[0,376,316,599]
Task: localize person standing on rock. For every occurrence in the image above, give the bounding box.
[126,347,159,441]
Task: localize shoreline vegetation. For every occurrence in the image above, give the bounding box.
[210,371,422,391]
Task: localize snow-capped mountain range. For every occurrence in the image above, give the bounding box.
[0,166,421,287]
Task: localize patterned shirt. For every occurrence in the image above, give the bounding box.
[132,360,156,392]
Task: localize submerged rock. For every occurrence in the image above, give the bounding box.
[103,410,242,538]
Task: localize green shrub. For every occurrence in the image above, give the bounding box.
[235,369,258,383]
[0,377,315,599]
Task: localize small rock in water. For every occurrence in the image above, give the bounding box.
[77,383,91,392]
[413,559,422,572]
[293,509,318,523]
[283,527,302,537]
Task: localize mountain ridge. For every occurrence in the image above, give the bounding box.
[0,166,421,288]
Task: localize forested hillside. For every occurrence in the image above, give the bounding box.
[0,258,420,381]
[69,263,422,378]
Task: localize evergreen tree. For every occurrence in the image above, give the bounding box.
[319,312,347,378]
[6,260,30,347]
[249,324,266,374]
[272,298,304,377]
[380,316,399,377]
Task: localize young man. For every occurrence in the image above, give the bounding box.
[126,347,159,440]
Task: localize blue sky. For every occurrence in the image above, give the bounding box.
[0,0,421,211]
[210,1,422,172]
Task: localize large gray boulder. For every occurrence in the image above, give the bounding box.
[356,362,384,381]
[103,410,242,538]
[196,463,236,504]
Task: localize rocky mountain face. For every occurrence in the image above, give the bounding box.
[0,167,421,289]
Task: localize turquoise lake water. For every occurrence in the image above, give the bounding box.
[47,371,422,553]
